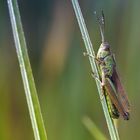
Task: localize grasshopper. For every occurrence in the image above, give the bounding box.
[94,11,130,120]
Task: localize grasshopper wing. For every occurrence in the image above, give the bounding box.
[112,69,130,112]
[105,77,129,120]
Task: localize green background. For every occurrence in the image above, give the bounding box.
[0,0,139,140]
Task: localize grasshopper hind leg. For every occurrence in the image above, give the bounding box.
[105,92,120,119]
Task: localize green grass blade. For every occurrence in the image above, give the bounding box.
[7,0,48,140]
[71,0,120,140]
[82,116,107,140]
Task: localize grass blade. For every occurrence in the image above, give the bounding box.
[71,0,120,140]
[7,0,48,140]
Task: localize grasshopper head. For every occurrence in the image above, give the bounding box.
[97,42,111,60]
[100,42,110,51]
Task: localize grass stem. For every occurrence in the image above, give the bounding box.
[82,116,107,140]
[71,0,120,140]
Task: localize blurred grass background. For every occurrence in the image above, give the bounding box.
[0,0,140,140]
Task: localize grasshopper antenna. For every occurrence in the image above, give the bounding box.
[94,10,105,43]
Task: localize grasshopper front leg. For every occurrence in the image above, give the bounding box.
[91,72,105,100]
[83,52,102,64]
